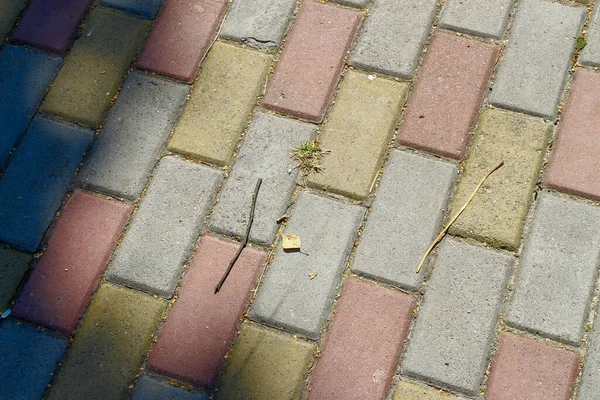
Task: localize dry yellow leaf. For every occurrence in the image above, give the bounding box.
[282,234,302,250]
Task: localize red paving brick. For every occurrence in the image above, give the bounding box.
[12,190,132,336]
[485,332,578,400]
[262,1,362,123]
[397,32,498,159]
[11,0,92,54]
[147,235,267,388]
[543,69,600,201]
[136,0,228,83]
[308,278,416,400]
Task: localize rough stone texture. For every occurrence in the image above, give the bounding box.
[262,1,362,123]
[100,0,164,19]
[352,150,456,291]
[216,322,315,400]
[0,319,67,400]
[251,192,364,338]
[168,42,271,165]
[349,0,437,79]
[579,311,600,399]
[220,0,297,51]
[0,248,31,312]
[397,32,498,159]
[12,191,132,336]
[10,0,92,53]
[506,192,600,346]
[0,0,26,40]
[394,381,457,399]
[136,0,228,82]
[0,45,62,168]
[485,333,579,400]
[332,0,369,8]
[308,278,415,400]
[439,0,514,39]
[448,110,551,250]
[307,70,408,200]
[107,156,222,298]
[77,72,189,200]
[543,70,600,201]
[132,374,209,400]
[148,236,267,388]
[0,116,93,252]
[580,5,600,66]
[40,7,150,127]
[402,238,513,396]
[209,112,315,245]
[488,0,585,119]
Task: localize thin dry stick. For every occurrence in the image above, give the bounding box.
[214,178,262,294]
[416,160,505,274]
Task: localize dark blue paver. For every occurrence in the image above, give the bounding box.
[0,116,93,252]
[0,318,67,400]
[99,0,164,19]
[0,45,62,168]
[132,374,209,400]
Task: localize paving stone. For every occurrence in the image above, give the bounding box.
[168,42,271,165]
[331,0,369,8]
[136,0,228,82]
[543,69,600,201]
[148,236,267,387]
[76,71,189,200]
[251,192,364,338]
[0,248,31,312]
[0,319,67,400]
[308,278,415,400]
[394,381,457,399]
[349,0,437,79]
[100,0,164,19]
[0,44,62,168]
[0,116,93,252]
[132,374,209,400]
[262,1,362,123]
[402,238,513,396]
[47,283,166,400]
[485,332,579,400]
[216,322,315,400]
[579,311,600,399]
[352,150,456,292]
[488,0,585,118]
[10,0,92,53]
[439,0,513,39]
[307,70,409,200]
[397,32,498,159]
[448,109,551,250]
[506,192,600,346]
[580,5,600,66]
[0,0,26,40]
[220,0,297,51]
[40,7,150,127]
[209,112,315,245]
[12,190,132,336]
[106,156,222,298]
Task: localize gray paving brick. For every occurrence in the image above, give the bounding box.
[402,238,513,396]
[250,192,365,339]
[579,311,600,399]
[352,150,456,291]
[580,5,600,67]
[220,0,297,51]
[488,0,585,119]
[331,0,369,8]
[132,374,208,400]
[209,112,315,245]
[349,0,437,79]
[77,72,189,200]
[106,156,223,298]
[439,0,514,39]
[506,192,600,346]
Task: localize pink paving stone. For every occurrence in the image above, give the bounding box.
[397,32,498,159]
[262,1,362,123]
[136,0,228,83]
[147,235,267,388]
[10,0,92,54]
[485,332,579,400]
[543,69,600,201]
[308,278,416,400]
[12,190,132,336]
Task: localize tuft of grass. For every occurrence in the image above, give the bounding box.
[291,139,330,182]
[576,35,587,52]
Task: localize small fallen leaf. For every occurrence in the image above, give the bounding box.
[282,234,302,251]
[309,271,318,280]
[1,309,11,319]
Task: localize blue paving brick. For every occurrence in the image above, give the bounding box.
[0,116,93,252]
[0,319,67,400]
[100,0,164,19]
[0,45,62,168]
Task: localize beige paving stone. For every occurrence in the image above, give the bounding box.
[0,0,26,40]
[307,70,408,199]
[394,381,457,399]
[168,41,271,165]
[448,109,551,250]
